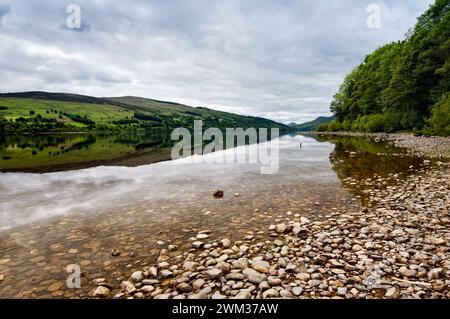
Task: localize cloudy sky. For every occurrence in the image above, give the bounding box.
[0,0,434,123]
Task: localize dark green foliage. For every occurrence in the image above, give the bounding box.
[325,0,450,135]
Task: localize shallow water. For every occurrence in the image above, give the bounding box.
[0,134,425,298]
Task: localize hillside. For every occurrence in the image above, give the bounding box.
[319,0,450,136]
[290,116,335,131]
[0,92,290,134]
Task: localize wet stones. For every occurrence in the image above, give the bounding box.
[120,281,136,295]
[205,268,222,279]
[93,286,110,297]
[111,248,121,257]
[220,238,231,248]
[243,268,267,284]
[131,271,144,283]
[385,287,400,299]
[213,190,224,198]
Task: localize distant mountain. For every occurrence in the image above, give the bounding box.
[290,116,335,131]
[0,91,291,134]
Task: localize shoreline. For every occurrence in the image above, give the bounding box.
[314,131,450,158]
[89,135,450,299]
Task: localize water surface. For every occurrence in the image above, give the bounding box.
[0,134,425,298]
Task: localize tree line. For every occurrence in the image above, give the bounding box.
[319,0,450,136]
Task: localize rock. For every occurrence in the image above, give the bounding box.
[337,287,347,296]
[156,240,165,246]
[205,268,222,279]
[212,291,227,299]
[213,190,224,198]
[177,283,193,293]
[307,280,322,288]
[149,266,158,278]
[130,271,144,282]
[168,245,178,251]
[134,292,144,299]
[268,277,282,286]
[352,244,363,252]
[192,241,204,249]
[292,286,303,296]
[154,293,172,299]
[196,233,209,240]
[0,274,4,282]
[93,286,110,297]
[233,193,240,197]
[398,267,416,278]
[192,279,206,290]
[220,238,231,248]
[428,237,445,245]
[252,260,270,274]
[428,268,443,280]
[183,261,198,271]
[111,248,121,257]
[262,288,279,299]
[159,270,173,278]
[226,272,246,281]
[296,273,310,281]
[276,224,287,233]
[385,287,399,299]
[280,290,293,298]
[300,217,310,225]
[232,289,252,299]
[141,285,155,294]
[120,281,136,295]
[243,268,267,284]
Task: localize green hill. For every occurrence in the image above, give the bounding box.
[319,0,450,136]
[0,92,290,134]
[290,116,335,131]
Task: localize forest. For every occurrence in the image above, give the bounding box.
[319,0,450,135]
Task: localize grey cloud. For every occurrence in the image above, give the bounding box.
[0,0,435,123]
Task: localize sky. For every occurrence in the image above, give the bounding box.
[0,0,435,123]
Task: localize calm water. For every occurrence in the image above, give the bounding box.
[0,133,425,298]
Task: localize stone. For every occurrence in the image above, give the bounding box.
[196,233,209,240]
[111,248,121,257]
[177,283,193,293]
[212,291,227,299]
[192,241,204,249]
[252,260,270,274]
[232,289,252,299]
[192,279,206,290]
[159,270,173,278]
[221,238,231,248]
[337,287,347,296]
[243,268,267,284]
[292,286,303,296]
[93,286,110,297]
[205,268,222,279]
[168,245,178,251]
[0,274,4,282]
[226,272,245,281]
[149,266,158,278]
[130,271,144,282]
[268,277,282,286]
[141,285,155,294]
[183,261,198,271]
[385,287,399,299]
[300,217,310,225]
[213,190,224,198]
[428,268,443,280]
[262,288,279,299]
[120,281,136,295]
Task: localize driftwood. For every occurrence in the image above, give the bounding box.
[390,276,432,287]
